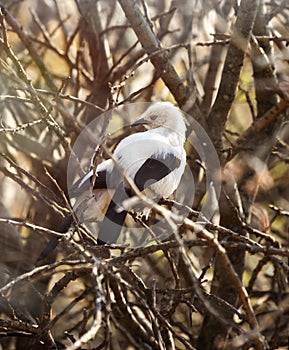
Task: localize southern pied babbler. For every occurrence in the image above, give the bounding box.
[38,102,187,260]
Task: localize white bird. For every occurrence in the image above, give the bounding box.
[38,102,187,259]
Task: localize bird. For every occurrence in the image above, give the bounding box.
[38,102,187,260]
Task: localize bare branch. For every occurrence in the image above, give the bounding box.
[207,0,260,155]
[118,0,191,107]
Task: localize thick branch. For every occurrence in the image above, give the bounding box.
[118,0,190,107]
[206,0,260,155]
[252,0,278,117]
[199,1,260,348]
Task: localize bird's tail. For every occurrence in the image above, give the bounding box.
[38,185,129,260]
[37,215,73,262]
[97,186,128,245]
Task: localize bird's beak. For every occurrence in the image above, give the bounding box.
[132,117,151,126]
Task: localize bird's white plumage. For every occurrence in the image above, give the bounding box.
[113,131,184,197]
[73,102,187,228]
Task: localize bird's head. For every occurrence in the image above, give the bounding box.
[134,102,186,139]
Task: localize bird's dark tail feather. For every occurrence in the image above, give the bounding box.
[38,186,128,261]
[97,186,128,245]
[37,215,73,262]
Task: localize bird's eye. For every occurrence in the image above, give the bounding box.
[150,114,157,121]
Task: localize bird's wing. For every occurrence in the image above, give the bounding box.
[134,153,182,192]
[69,170,105,197]
[70,159,117,198]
